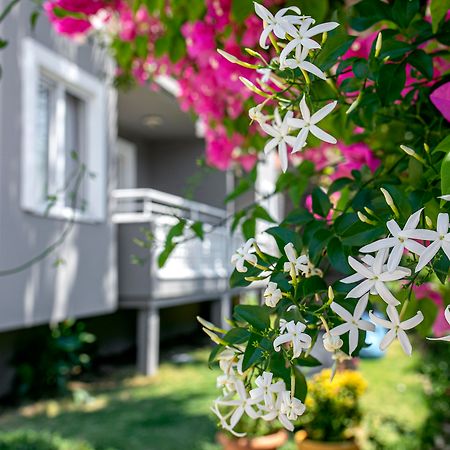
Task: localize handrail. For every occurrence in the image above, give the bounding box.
[111,188,227,224]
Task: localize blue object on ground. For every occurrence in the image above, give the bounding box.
[359,312,386,359]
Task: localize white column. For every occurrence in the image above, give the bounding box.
[137,306,160,376]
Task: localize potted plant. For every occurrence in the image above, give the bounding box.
[294,369,366,450]
[216,417,288,450]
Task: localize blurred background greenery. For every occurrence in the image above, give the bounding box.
[0,336,448,450]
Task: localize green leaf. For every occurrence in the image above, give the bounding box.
[225,166,257,203]
[408,49,433,80]
[391,0,419,28]
[299,276,328,297]
[157,219,186,267]
[242,217,256,240]
[0,0,20,24]
[288,0,328,22]
[441,162,450,197]
[353,59,369,79]
[208,344,225,367]
[327,237,352,274]
[229,268,258,288]
[234,305,271,330]
[231,0,253,21]
[293,354,322,367]
[154,35,171,58]
[169,33,186,63]
[312,187,331,218]
[433,252,450,284]
[293,367,308,402]
[222,328,250,345]
[328,177,353,195]
[341,226,385,247]
[266,226,302,250]
[433,135,450,154]
[242,334,272,372]
[190,221,204,240]
[430,0,450,33]
[283,209,314,226]
[309,228,332,263]
[252,205,275,223]
[350,0,391,31]
[314,28,355,71]
[377,62,406,105]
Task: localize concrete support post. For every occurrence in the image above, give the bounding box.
[137,306,160,376]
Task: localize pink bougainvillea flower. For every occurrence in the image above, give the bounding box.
[430,82,450,122]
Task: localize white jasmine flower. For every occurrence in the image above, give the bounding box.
[369,306,423,355]
[249,372,284,408]
[405,213,450,272]
[329,294,375,355]
[231,238,257,273]
[427,306,450,341]
[281,45,326,80]
[260,108,296,172]
[218,349,244,376]
[341,249,410,306]
[280,18,339,65]
[211,400,246,437]
[216,373,237,394]
[278,391,306,431]
[360,209,426,272]
[256,67,272,84]
[254,2,306,49]
[215,379,261,431]
[288,96,337,152]
[273,320,311,358]
[264,282,283,307]
[439,195,450,201]
[249,104,268,124]
[283,243,309,275]
[322,332,343,352]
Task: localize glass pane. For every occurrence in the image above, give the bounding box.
[64,91,86,209]
[36,77,53,202]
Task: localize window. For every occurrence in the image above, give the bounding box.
[21,38,107,222]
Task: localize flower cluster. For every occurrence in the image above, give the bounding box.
[213,359,305,436]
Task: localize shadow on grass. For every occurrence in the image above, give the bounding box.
[0,391,220,450]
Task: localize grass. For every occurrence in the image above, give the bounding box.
[0,342,429,450]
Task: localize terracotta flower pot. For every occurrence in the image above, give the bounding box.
[294,430,359,450]
[217,430,289,450]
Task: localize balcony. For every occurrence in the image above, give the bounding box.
[111,188,238,375]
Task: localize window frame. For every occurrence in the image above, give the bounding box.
[21,37,107,223]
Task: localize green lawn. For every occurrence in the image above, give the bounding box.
[0,342,429,450]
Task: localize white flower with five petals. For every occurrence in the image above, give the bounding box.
[280,18,339,66]
[277,391,306,431]
[341,249,410,306]
[260,109,296,172]
[264,282,283,307]
[329,294,375,355]
[273,320,311,358]
[405,213,450,272]
[249,372,284,408]
[283,243,309,275]
[288,96,337,152]
[359,209,425,272]
[231,239,257,273]
[215,380,261,431]
[280,45,326,80]
[254,2,306,49]
[369,306,423,355]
